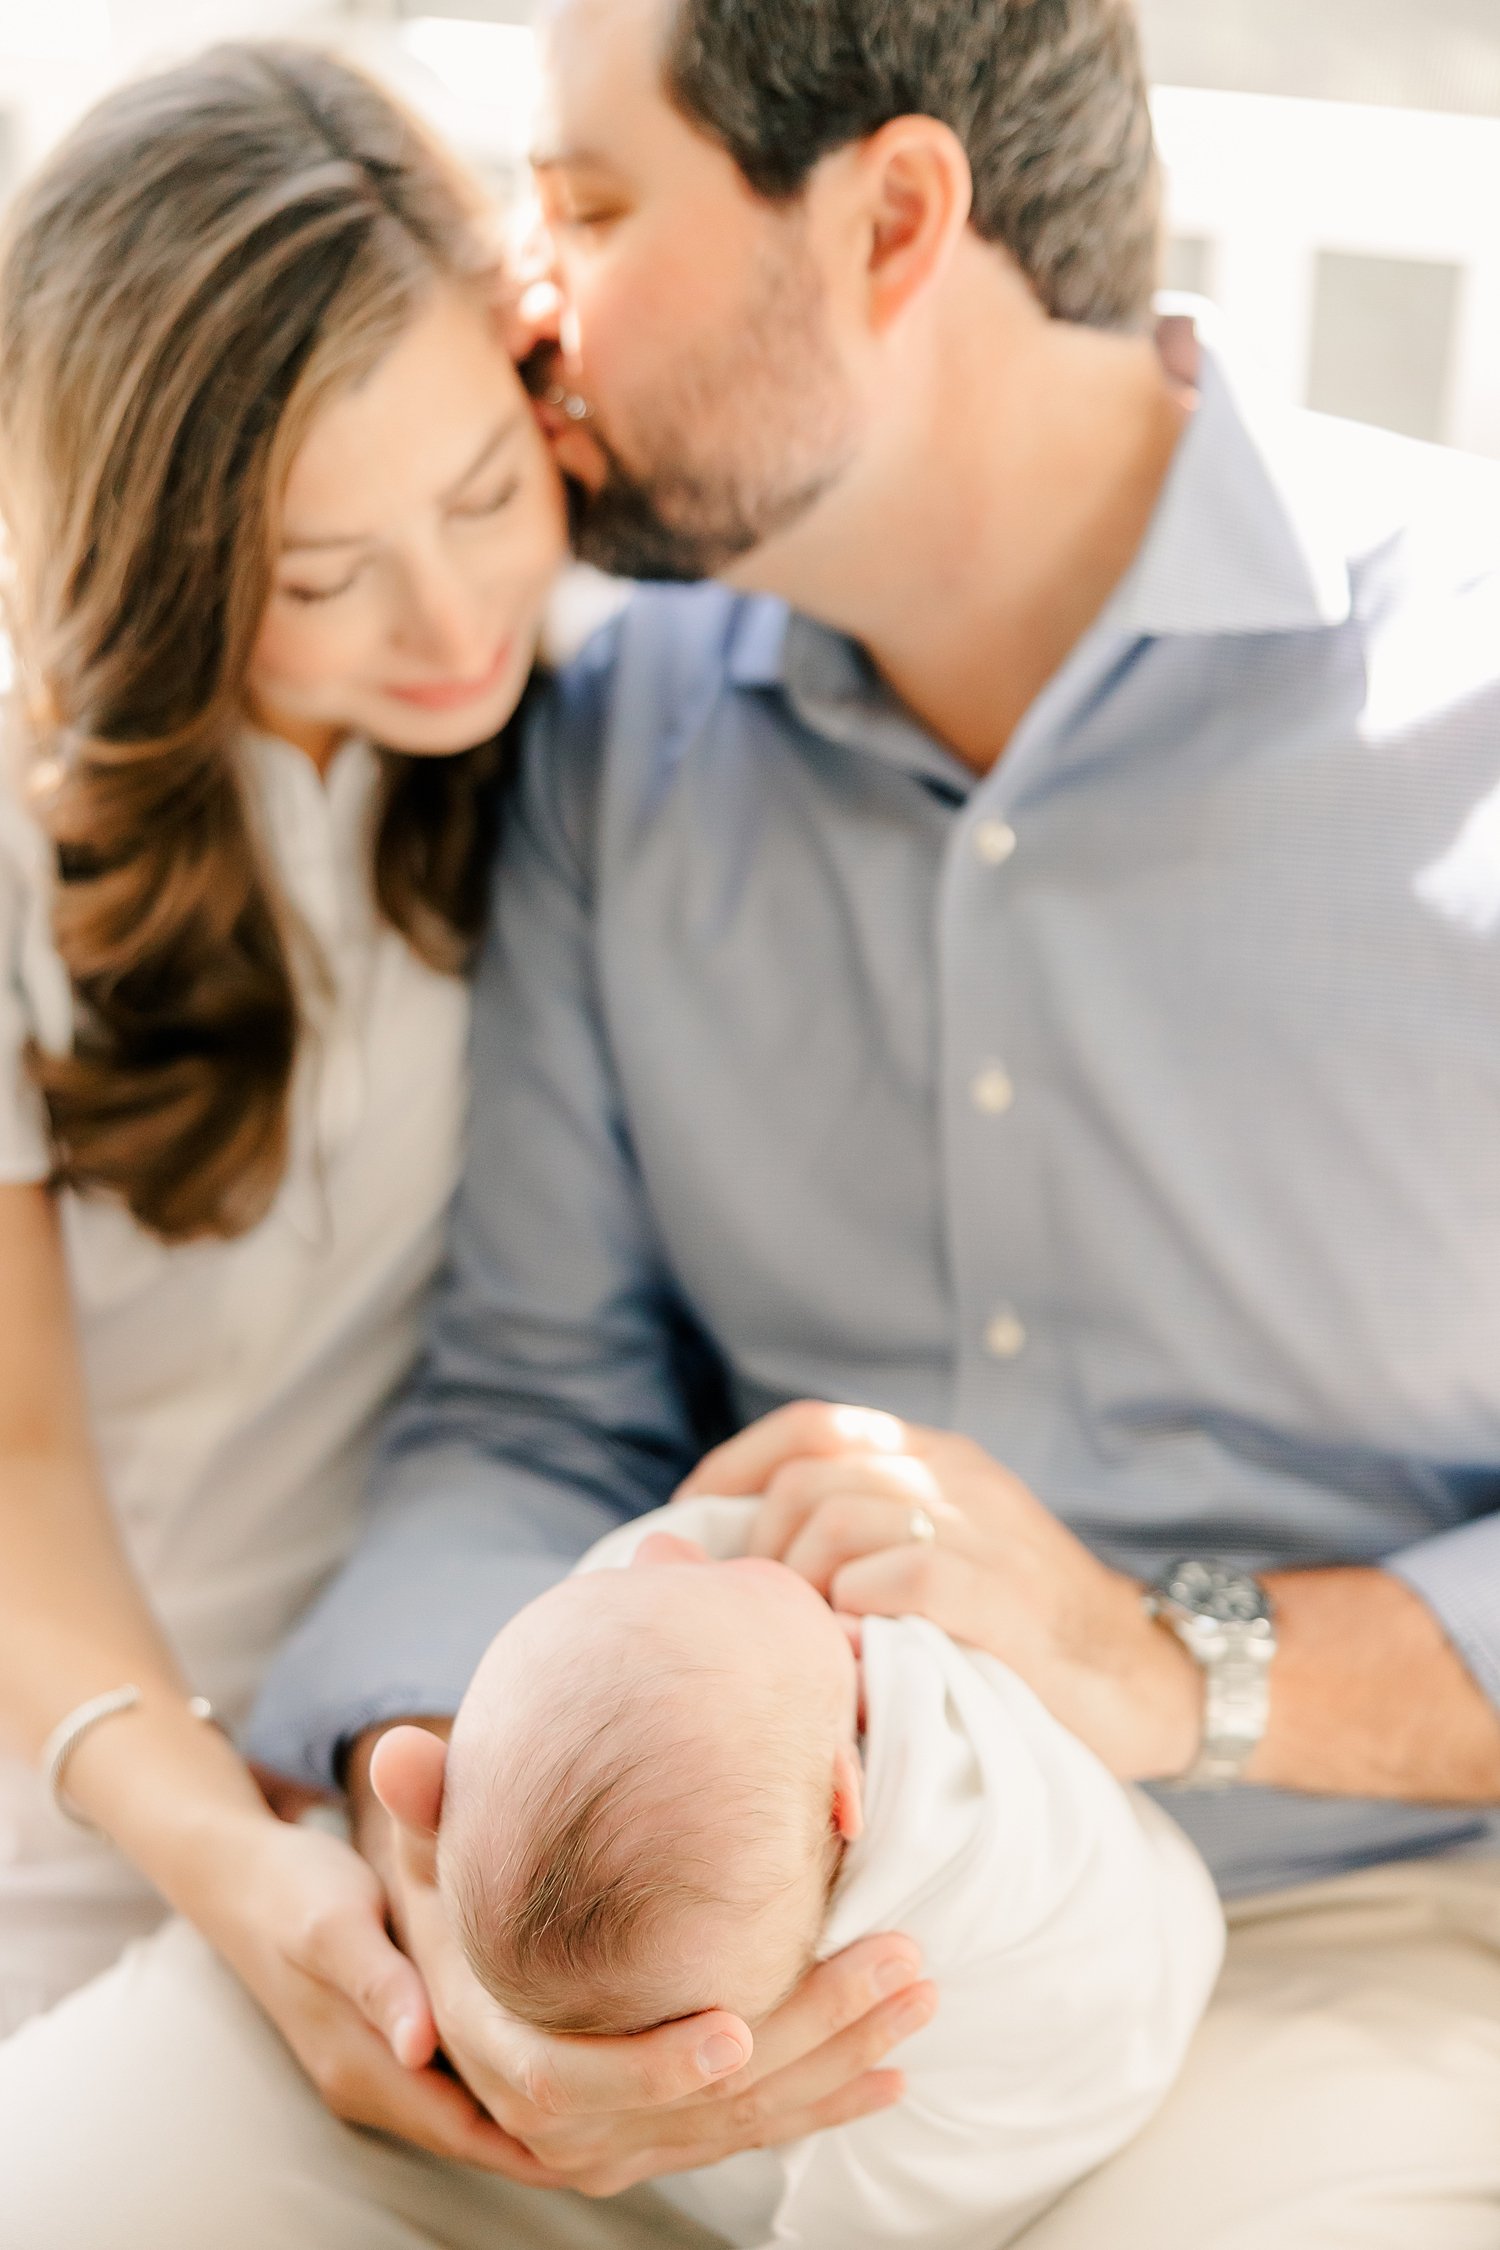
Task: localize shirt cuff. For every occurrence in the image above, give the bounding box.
[243,1447,637,1788]
[1387,1513,1500,1713]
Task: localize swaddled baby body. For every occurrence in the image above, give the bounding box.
[439,1500,1224,2250]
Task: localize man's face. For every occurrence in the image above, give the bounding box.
[533,0,860,580]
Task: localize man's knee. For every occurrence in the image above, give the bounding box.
[1019,1858,1500,2250]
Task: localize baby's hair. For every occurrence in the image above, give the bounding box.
[441,1626,845,2037]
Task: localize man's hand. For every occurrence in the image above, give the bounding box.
[350,1721,935,2197]
[679,1400,1500,1804]
[678,1401,1203,1782]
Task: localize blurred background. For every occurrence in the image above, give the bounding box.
[1,0,1498,456]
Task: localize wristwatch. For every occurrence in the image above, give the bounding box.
[1143,1558,1277,1789]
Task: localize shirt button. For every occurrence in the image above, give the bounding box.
[984,1310,1028,1361]
[974,820,1017,867]
[972,1065,1015,1116]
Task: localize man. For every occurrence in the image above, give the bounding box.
[8,0,1500,2243]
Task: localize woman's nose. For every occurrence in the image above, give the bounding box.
[394,565,496,676]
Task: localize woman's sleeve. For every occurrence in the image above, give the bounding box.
[0,807,52,1185]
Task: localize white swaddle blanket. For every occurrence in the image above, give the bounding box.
[580,1498,1224,2250]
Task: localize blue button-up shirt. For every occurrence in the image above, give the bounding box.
[251,326,1500,1897]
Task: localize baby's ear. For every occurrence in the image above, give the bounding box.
[831,1742,865,1844]
[368,1724,449,1840]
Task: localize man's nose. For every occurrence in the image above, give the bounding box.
[502,194,567,369]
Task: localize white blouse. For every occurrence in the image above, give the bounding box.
[0,730,471,1978]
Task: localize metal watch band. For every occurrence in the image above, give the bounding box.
[1144,1560,1277,1790]
[1188,1638,1274,1787]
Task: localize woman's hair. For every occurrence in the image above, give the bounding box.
[0,42,513,1240]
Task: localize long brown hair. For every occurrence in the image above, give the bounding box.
[0,43,514,1241]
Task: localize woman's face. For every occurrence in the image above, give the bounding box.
[249,278,567,763]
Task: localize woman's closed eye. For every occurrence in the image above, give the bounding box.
[450,474,522,522]
[279,567,366,605]
[275,471,523,600]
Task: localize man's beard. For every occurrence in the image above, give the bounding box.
[565,230,857,583]
[564,436,844,582]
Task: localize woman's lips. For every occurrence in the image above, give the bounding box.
[383,639,514,712]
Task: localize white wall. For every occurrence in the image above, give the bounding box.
[1157,87,1500,455]
[3,2,1498,453]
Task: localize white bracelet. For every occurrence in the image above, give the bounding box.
[41,1686,216,1832]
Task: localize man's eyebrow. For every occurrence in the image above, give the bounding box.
[530,148,612,176]
[280,413,525,553]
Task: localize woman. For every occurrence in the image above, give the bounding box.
[0,39,565,2148]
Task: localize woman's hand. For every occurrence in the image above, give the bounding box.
[677,1401,1202,1782]
[182,1808,537,2173]
[0,1180,529,2165]
[350,1723,934,2197]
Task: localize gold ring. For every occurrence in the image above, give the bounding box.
[907,1506,937,1547]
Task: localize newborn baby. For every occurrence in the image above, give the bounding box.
[437,1499,1224,2250]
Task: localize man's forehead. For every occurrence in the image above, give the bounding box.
[541,0,667,38]
[537,0,670,126]
[534,0,712,189]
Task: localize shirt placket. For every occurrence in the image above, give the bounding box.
[249,741,374,1276]
[936,632,1139,1468]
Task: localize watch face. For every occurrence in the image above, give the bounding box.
[1166,1559,1271,1625]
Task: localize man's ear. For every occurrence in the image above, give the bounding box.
[855,115,974,334]
[368,1724,449,1841]
[831,1741,865,1844]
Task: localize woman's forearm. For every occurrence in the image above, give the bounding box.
[0,1450,185,1749]
[0,1180,283,1896]
[0,1446,277,1903]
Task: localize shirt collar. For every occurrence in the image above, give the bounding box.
[727,587,977,793]
[1106,300,1354,638]
[725,298,1356,734]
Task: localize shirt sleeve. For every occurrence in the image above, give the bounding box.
[0,797,52,1186]
[245,640,733,1786]
[1387,1512,1500,1713]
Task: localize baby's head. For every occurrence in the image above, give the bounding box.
[437,1535,863,2036]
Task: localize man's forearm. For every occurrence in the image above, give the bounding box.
[1245,1567,1500,1802]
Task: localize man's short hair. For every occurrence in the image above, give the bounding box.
[664,0,1160,333]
